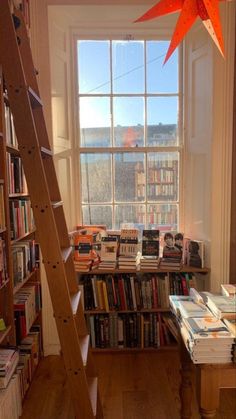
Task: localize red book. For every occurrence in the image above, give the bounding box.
[118,277,127,310]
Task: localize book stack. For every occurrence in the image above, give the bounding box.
[202,292,236,320]
[118,254,140,271]
[159,231,183,270]
[0,349,19,389]
[73,233,99,272]
[140,229,160,270]
[98,236,118,270]
[221,283,236,298]
[140,256,160,270]
[180,316,235,364]
[119,229,139,258]
[169,288,213,319]
[223,318,236,362]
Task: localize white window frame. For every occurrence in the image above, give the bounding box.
[72,33,184,230]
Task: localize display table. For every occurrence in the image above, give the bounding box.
[179,338,236,418]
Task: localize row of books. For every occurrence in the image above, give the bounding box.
[0,324,42,419]
[4,104,17,148]
[170,286,236,364]
[12,239,39,288]
[9,198,35,240]
[80,273,198,312]
[72,226,205,271]
[14,282,42,343]
[0,238,8,287]
[85,312,177,349]
[7,154,28,195]
[0,184,6,230]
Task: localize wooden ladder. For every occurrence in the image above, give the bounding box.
[0,1,103,418]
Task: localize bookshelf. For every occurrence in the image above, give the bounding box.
[135,158,178,229]
[0,1,43,407]
[77,266,209,352]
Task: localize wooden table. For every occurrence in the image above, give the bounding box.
[179,338,236,419]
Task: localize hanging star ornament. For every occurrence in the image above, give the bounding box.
[135,0,228,63]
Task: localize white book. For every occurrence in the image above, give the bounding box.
[178,300,213,319]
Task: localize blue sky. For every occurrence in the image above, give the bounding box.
[77,40,178,128]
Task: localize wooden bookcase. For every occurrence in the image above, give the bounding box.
[77,266,209,353]
[0,6,43,400]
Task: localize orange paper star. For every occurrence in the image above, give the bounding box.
[135,0,227,63]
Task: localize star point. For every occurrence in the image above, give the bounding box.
[135,0,227,63]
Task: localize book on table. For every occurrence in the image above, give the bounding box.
[203,292,236,320]
[221,284,236,298]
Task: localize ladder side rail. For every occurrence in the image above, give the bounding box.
[0,4,95,418]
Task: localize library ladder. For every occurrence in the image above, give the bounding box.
[0,1,103,418]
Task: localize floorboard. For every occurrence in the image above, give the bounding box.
[21,352,236,419]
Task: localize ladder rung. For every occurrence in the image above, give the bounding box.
[51,200,63,209]
[70,290,81,316]
[28,86,43,108]
[61,246,73,262]
[79,334,90,366]
[87,377,98,417]
[40,147,53,157]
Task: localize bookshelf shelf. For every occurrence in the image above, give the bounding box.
[0,227,6,234]
[78,265,210,275]
[11,228,36,244]
[0,326,12,344]
[91,346,178,353]
[6,144,20,155]
[9,193,30,198]
[84,308,171,314]
[13,269,38,295]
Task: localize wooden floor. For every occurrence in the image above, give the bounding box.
[21,352,236,419]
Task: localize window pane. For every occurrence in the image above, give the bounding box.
[147,204,178,231]
[147,97,178,146]
[147,152,179,201]
[112,41,144,93]
[113,97,144,147]
[114,153,145,202]
[115,204,145,230]
[79,97,111,147]
[146,41,178,93]
[82,205,112,229]
[77,40,110,94]
[80,153,112,203]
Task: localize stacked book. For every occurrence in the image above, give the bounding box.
[73,233,99,272]
[139,229,159,270]
[118,254,140,270]
[170,288,236,364]
[202,292,236,320]
[98,236,118,270]
[223,319,236,363]
[180,316,234,364]
[140,256,160,270]
[0,349,19,389]
[159,231,183,270]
